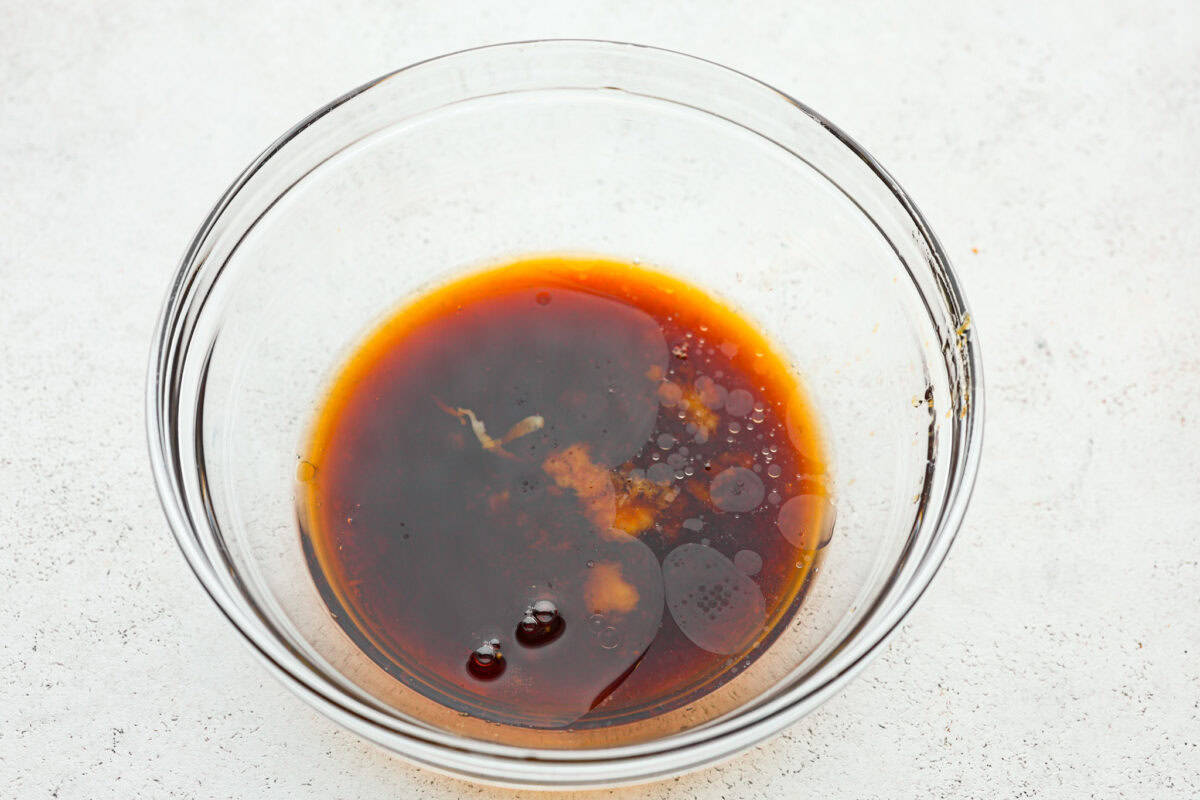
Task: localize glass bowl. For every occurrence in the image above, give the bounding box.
[147,40,982,789]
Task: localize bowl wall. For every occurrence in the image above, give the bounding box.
[149,40,981,788]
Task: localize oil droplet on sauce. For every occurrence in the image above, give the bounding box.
[299,255,831,731]
[663,544,766,655]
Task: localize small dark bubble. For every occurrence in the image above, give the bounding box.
[535,291,552,306]
[467,642,505,680]
[516,600,565,647]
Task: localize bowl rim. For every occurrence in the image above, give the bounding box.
[146,38,984,788]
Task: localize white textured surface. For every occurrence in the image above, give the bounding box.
[2,1,1198,797]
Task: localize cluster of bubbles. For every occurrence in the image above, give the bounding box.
[653,363,798,518]
[588,613,621,650]
[466,599,565,681]
[653,361,837,557]
[516,599,565,647]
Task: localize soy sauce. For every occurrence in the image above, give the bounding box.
[298,255,833,730]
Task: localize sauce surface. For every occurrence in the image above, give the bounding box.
[299,255,833,729]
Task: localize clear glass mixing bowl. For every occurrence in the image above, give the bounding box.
[147,40,982,789]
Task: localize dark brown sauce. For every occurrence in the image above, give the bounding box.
[298,255,833,730]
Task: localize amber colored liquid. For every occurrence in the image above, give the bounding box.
[299,255,832,730]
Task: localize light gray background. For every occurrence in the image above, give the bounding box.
[2,1,1197,797]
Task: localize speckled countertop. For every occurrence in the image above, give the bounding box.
[2,2,1197,797]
